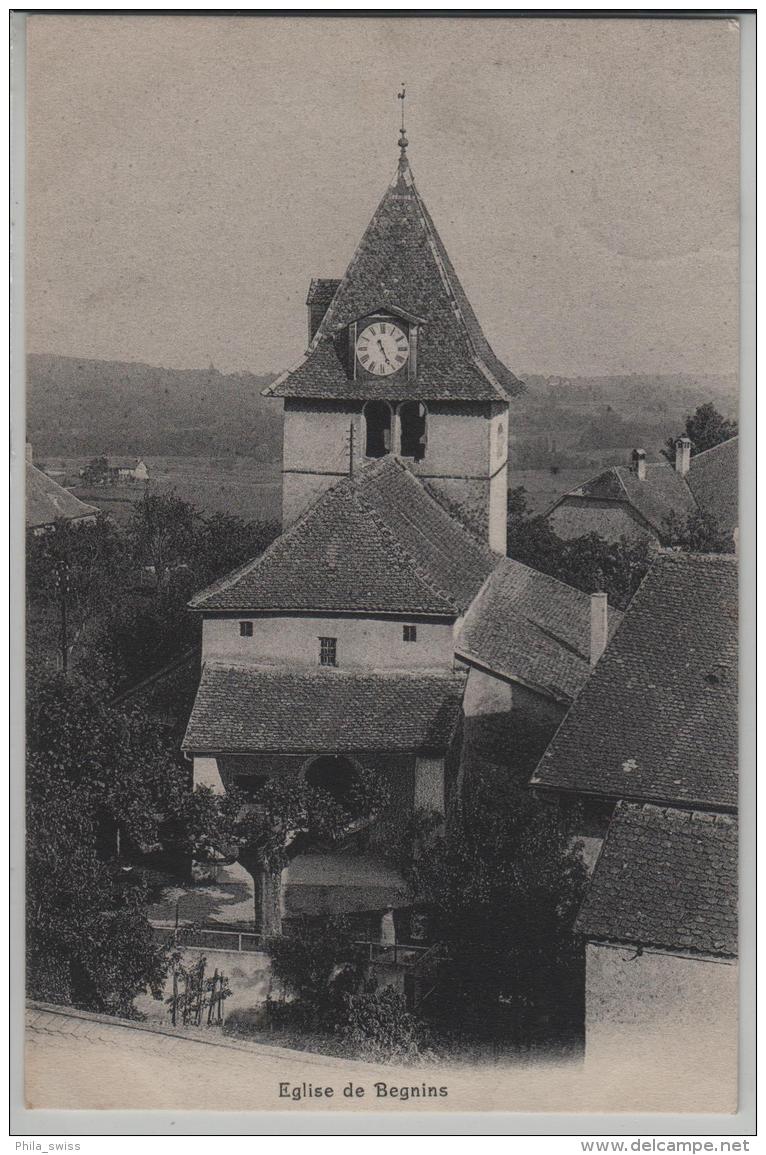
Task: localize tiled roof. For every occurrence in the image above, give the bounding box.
[26,462,99,529]
[182,662,466,754]
[532,553,738,808]
[549,463,698,539]
[306,278,341,307]
[189,456,497,615]
[456,559,623,701]
[265,156,523,403]
[687,437,739,535]
[575,802,737,957]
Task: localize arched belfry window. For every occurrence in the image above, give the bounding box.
[398,402,427,462]
[364,400,392,458]
[304,755,360,806]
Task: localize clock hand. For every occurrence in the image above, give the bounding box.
[376,339,392,365]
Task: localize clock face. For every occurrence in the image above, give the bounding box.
[356,321,409,377]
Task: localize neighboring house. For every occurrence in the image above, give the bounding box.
[575,802,737,1105]
[78,457,150,485]
[530,552,738,1092]
[110,457,149,482]
[546,436,738,546]
[26,460,99,534]
[455,561,622,777]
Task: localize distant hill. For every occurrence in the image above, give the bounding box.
[26,355,738,470]
[26,354,283,459]
[511,372,738,468]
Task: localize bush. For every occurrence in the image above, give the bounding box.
[267,917,364,1026]
[335,987,425,1062]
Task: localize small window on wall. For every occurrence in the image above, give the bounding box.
[497,423,505,456]
[319,636,337,667]
[403,625,417,643]
[236,774,267,799]
[239,621,253,637]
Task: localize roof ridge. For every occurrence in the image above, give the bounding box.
[188,474,357,608]
[349,481,459,613]
[689,435,738,462]
[368,456,496,567]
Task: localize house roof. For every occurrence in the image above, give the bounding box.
[264,154,523,403]
[182,662,466,754]
[26,462,99,529]
[456,558,623,701]
[549,462,698,538]
[189,456,497,616]
[686,436,739,535]
[532,552,738,809]
[575,802,737,957]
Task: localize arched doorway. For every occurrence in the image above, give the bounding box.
[304,754,360,806]
[398,402,427,462]
[363,400,392,458]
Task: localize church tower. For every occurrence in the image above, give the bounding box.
[263,105,524,555]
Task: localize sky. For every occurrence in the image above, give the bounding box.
[25,15,740,378]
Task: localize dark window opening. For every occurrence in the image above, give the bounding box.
[364,400,392,458]
[399,402,427,462]
[319,636,337,667]
[305,755,359,806]
[239,621,253,637]
[236,774,267,799]
[403,625,417,642]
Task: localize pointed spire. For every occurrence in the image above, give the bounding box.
[397,83,408,168]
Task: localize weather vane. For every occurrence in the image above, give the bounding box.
[397,83,408,156]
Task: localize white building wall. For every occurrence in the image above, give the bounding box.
[202,614,456,671]
[584,941,738,1112]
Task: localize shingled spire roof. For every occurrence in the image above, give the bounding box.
[264,151,524,403]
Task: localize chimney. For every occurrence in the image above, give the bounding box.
[25,442,32,464]
[675,436,691,477]
[632,448,646,481]
[590,591,609,667]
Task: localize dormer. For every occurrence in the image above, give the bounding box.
[306,278,341,343]
[339,305,425,385]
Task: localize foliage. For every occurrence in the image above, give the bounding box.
[126,491,200,587]
[408,762,587,1043]
[664,402,737,458]
[267,916,365,1023]
[507,486,653,610]
[27,492,278,696]
[234,770,390,934]
[662,509,735,554]
[25,674,242,1014]
[26,518,128,678]
[234,769,389,869]
[26,754,170,1015]
[336,987,425,1062]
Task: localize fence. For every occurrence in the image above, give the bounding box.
[151,923,265,954]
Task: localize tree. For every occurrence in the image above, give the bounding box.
[232,771,389,935]
[26,517,127,679]
[665,402,737,459]
[506,486,653,611]
[26,674,241,1013]
[26,755,170,1015]
[80,455,110,486]
[663,509,734,554]
[408,760,587,1046]
[126,491,199,588]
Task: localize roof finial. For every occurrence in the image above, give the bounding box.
[397,83,408,163]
